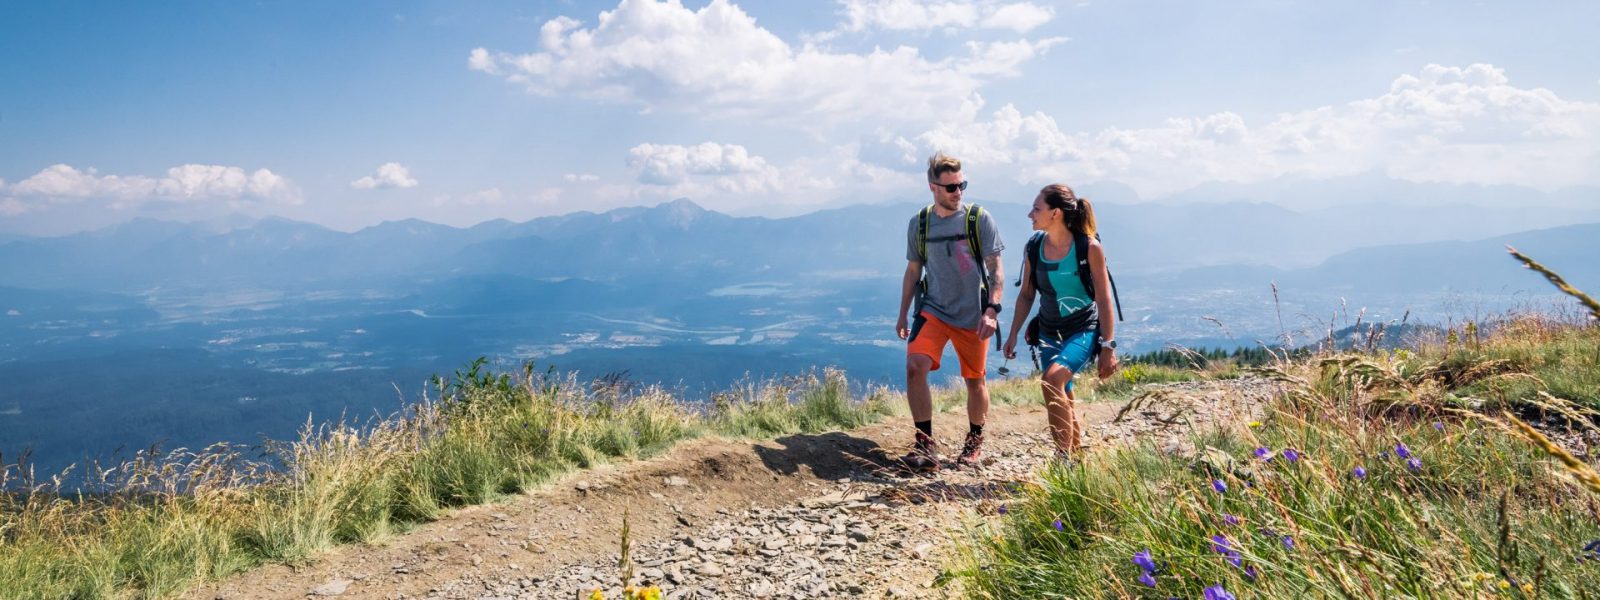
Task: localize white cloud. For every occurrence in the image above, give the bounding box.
[832,0,1054,34]
[0,198,25,216]
[612,141,916,214]
[3,164,298,209]
[469,0,1064,125]
[564,173,601,183]
[867,64,1600,196]
[626,142,784,195]
[980,2,1054,31]
[351,162,419,190]
[628,143,768,183]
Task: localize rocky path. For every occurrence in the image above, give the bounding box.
[186,378,1277,600]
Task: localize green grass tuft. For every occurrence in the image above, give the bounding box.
[955,322,1600,599]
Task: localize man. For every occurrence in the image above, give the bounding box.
[895,151,1004,471]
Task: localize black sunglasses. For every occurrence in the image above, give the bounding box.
[935,180,969,193]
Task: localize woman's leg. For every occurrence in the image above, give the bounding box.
[1040,364,1079,454]
[1067,387,1085,450]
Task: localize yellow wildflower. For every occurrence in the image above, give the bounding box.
[1498,580,1510,590]
[589,589,605,600]
[1248,421,1263,428]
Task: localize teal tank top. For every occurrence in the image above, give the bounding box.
[1038,236,1094,317]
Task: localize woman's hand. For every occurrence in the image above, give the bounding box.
[1097,347,1119,379]
[1003,335,1018,360]
[896,314,910,340]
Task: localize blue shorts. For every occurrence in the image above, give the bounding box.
[1037,329,1098,390]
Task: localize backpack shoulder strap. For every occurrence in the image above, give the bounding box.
[967,204,990,298]
[916,205,932,262]
[1077,232,1125,322]
[1016,231,1044,287]
[964,204,983,262]
[1074,231,1095,299]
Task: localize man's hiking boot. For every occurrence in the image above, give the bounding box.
[955,431,985,468]
[899,432,941,472]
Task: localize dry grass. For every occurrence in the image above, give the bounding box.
[0,368,903,599]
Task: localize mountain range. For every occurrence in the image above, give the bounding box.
[3,181,1596,478]
[2,192,1595,298]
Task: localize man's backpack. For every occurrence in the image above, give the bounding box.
[1017,230,1124,347]
[915,203,1000,348]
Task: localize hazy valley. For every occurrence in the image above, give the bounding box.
[1,176,1597,475]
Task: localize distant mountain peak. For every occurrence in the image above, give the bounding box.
[661,197,705,212]
[633,198,718,229]
[658,198,708,219]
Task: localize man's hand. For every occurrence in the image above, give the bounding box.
[977,310,997,340]
[896,314,910,340]
[1097,347,1119,379]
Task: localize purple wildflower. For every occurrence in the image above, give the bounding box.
[1210,534,1231,555]
[997,504,1008,515]
[1282,535,1295,550]
[1052,519,1065,532]
[1253,447,1272,461]
[1138,572,1157,587]
[1204,584,1236,600]
[1212,479,1228,493]
[1244,565,1259,581]
[1433,422,1445,431]
[1377,450,1390,460]
[1211,534,1243,566]
[1132,549,1157,573]
[1283,448,1301,463]
[1395,443,1412,459]
[1352,466,1368,479]
[1223,514,1241,527]
[1407,457,1423,471]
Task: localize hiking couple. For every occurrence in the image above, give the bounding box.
[896,152,1119,471]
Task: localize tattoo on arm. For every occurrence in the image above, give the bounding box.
[984,255,1003,288]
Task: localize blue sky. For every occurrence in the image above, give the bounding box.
[2,0,1597,234]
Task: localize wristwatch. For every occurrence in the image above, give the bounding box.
[1101,339,1117,350]
[984,303,1003,315]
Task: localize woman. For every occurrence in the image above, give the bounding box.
[1002,183,1119,465]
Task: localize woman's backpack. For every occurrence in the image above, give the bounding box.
[1016,231,1124,348]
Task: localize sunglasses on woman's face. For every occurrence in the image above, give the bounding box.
[936,180,969,193]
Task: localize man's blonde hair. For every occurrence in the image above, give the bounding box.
[926,151,962,182]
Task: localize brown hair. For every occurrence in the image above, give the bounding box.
[1039,183,1097,238]
[926,151,961,182]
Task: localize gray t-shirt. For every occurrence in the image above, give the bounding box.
[906,205,1005,330]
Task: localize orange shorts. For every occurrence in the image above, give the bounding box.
[907,310,988,379]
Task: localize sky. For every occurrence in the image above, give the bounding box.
[1,0,1598,235]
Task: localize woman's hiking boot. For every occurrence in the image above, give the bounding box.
[955,431,985,468]
[899,432,941,472]
[1052,448,1076,469]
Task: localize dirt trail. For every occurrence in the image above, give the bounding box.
[186,378,1276,600]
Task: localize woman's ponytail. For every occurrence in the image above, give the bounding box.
[1040,183,1096,238]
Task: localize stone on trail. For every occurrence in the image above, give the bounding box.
[310,579,352,596]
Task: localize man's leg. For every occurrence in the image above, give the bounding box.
[954,375,991,467]
[950,322,990,466]
[906,354,935,423]
[963,376,989,429]
[902,314,950,471]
